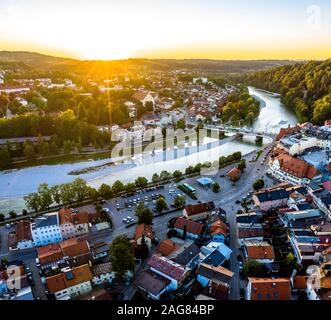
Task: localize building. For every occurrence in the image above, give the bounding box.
[243,240,275,264]
[268,154,321,185]
[134,224,155,248]
[226,167,241,181]
[134,269,171,300]
[209,219,228,243]
[196,263,233,288]
[183,202,215,221]
[45,264,93,300]
[58,208,89,240]
[142,112,160,126]
[171,243,200,269]
[8,221,33,251]
[132,91,155,107]
[31,212,62,247]
[253,189,289,211]
[174,217,204,240]
[246,277,291,300]
[90,242,109,262]
[238,223,264,246]
[92,262,114,286]
[147,254,189,290]
[156,240,180,257]
[279,135,318,155]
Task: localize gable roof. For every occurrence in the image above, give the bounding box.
[197,263,234,284]
[134,269,171,296]
[226,167,241,179]
[210,219,228,237]
[275,154,320,179]
[244,240,275,260]
[238,223,264,239]
[172,243,200,266]
[147,254,187,282]
[248,277,291,300]
[132,91,150,101]
[255,189,289,203]
[156,240,180,257]
[135,224,155,241]
[46,264,93,294]
[276,126,300,141]
[202,281,229,300]
[174,217,204,235]
[184,202,215,217]
[15,221,32,242]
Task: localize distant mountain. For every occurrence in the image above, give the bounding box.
[0,51,297,74]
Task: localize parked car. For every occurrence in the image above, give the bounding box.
[102,208,109,213]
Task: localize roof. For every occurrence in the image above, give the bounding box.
[134,270,171,296]
[276,126,300,141]
[238,223,264,239]
[46,264,93,294]
[38,239,90,264]
[142,112,158,121]
[172,243,200,266]
[156,240,180,257]
[15,221,32,242]
[184,202,215,217]
[134,224,155,241]
[274,154,320,179]
[244,240,275,260]
[132,91,150,101]
[197,263,234,283]
[226,167,241,179]
[248,277,291,300]
[210,220,228,237]
[81,288,112,300]
[197,177,214,186]
[58,208,72,225]
[174,217,204,235]
[255,189,289,203]
[203,250,226,267]
[293,275,308,290]
[32,212,58,229]
[71,212,89,225]
[92,262,112,276]
[58,209,89,226]
[323,180,331,192]
[202,281,229,300]
[147,255,187,282]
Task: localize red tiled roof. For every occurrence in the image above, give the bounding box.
[46,264,92,294]
[248,277,291,300]
[174,217,204,235]
[156,240,180,256]
[276,126,300,141]
[184,202,215,217]
[58,208,89,225]
[132,91,150,101]
[323,180,331,192]
[244,241,275,260]
[293,276,308,290]
[210,220,228,237]
[275,154,320,179]
[15,221,32,242]
[147,254,186,282]
[134,224,155,241]
[226,167,241,179]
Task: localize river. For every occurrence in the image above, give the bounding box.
[0,87,298,215]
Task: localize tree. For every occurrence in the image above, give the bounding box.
[173,170,183,180]
[176,119,186,130]
[24,192,42,212]
[155,197,168,213]
[37,183,53,210]
[98,184,112,199]
[63,140,73,155]
[0,146,11,169]
[60,183,75,205]
[145,101,154,112]
[136,203,153,225]
[0,213,5,222]
[253,179,265,191]
[50,185,62,206]
[109,235,135,281]
[23,141,36,161]
[9,211,17,219]
[279,253,298,277]
[160,170,171,181]
[238,159,246,172]
[174,195,186,207]
[242,260,268,278]
[135,177,148,188]
[112,180,124,194]
[212,182,220,193]
[71,178,89,202]
[40,142,50,157]
[152,173,160,183]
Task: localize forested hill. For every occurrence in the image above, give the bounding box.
[246,59,331,124]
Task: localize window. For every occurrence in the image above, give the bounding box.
[257,294,262,299]
[274,292,279,299]
[266,294,271,299]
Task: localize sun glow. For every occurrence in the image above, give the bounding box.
[0,0,331,60]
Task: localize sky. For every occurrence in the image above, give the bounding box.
[0,0,331,60]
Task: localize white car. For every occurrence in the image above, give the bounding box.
[122,218,128,223]
[102,208,109,213]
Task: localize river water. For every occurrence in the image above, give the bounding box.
[0,87,298,215]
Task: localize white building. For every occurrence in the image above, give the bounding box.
[31,212,63,247]
[279,135,318,156]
